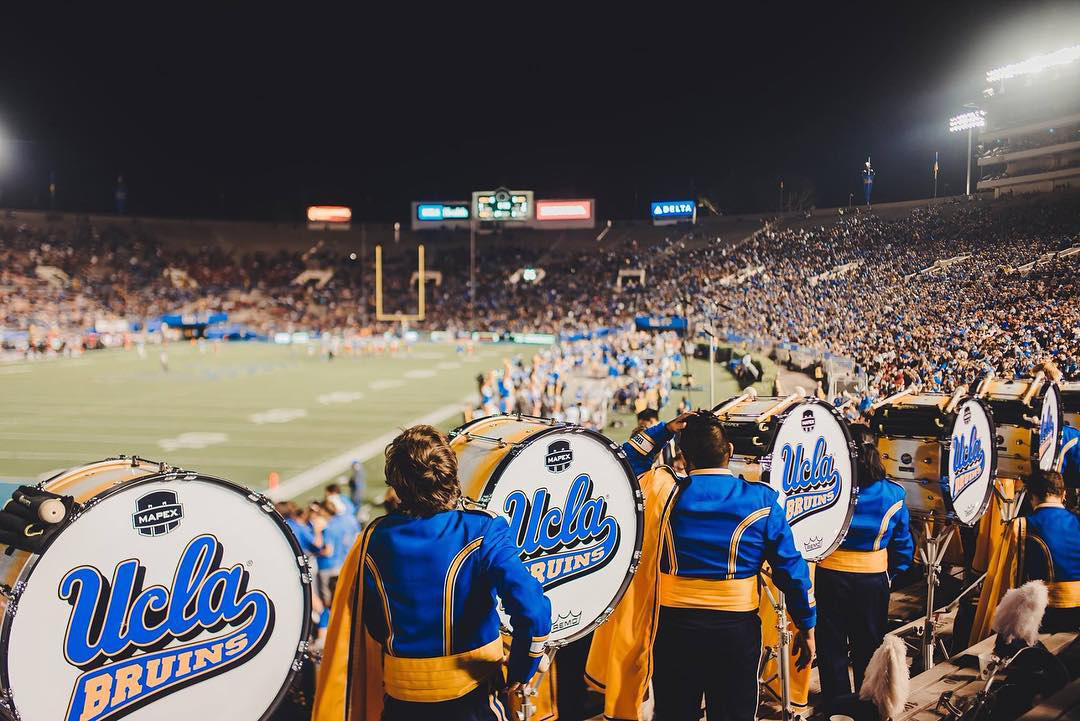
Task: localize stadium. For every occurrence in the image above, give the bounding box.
[1,5,1080,721]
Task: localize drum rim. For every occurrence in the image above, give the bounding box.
[763,398,860,563]
[870,392,957,442]
[943,397,1000,527]
[461,416,645,647]
[0,470,312,721]
[1037,383,1064,472]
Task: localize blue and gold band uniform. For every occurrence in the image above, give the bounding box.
[625,422,816,721]
[816,475,912,707]
[362,508,551,720]
[1020,500,1080,631]
[1056,425,1080,488]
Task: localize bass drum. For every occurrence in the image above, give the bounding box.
[714,394,858,562]
[871,391,963,520]
[0,456,310,721]
[976,377,1057,480]
[450,416,643,646]
[945,399,998,526]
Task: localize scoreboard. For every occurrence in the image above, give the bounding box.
[472,188,533,222]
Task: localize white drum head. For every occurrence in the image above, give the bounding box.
[478,428,642,645]
[1038,384,1062,472]
[766,401,857,562]
[3,475,309,721]
[947,400,997,525]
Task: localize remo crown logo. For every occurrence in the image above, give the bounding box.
[59,535,274,721]
[503,473,620,590]
[779,436,842,524]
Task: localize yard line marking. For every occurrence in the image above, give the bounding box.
[403,369,436,379]
[369,379,405,390]
[270,397,470,502]
[249,408,308,424]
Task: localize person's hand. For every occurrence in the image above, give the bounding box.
[666,412,695,433]
[506,682,522,694]
[793,628,815,670]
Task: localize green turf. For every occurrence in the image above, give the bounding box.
[0,342,777,504]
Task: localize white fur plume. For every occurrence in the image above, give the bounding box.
[991,580,1048,647]
[859,635,909,720]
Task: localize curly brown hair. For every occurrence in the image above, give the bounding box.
[384,425,462,518]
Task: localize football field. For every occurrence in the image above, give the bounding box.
[0,341,773,505]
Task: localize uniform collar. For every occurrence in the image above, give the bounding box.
[688,467,733,476]
[1033,500,1066,510]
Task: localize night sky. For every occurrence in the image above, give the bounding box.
[1,2,1078,222]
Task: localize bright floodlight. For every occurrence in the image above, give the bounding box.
[949,110,987,133]
[986,44,1080,83]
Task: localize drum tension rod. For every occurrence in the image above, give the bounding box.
[464,432,508,448]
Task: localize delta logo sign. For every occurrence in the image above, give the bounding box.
[950,426,986,500]
[503,474,619,590]
[59,535,274,721]
[650,200,695,219]
[779,436,842,524]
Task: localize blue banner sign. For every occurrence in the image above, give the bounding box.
[650,200,695,220]
[416,203,470,221]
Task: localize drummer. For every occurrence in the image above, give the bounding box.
[815,426,913,711]
[1021,469,1080,631]
[622,411,816,721]
[313,425,552,721]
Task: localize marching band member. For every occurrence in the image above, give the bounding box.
[1020,469,1080,631]
[313,425,551,721]
[1055,424,1079,488]
[590,411,815,721]
[815,427,913,711]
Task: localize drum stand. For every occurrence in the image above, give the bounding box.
[759,581,796,721]
[915,519,957,671]
[516,648,556,721]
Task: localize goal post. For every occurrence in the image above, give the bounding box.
[375,244,426,322]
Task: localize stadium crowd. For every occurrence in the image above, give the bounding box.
[2,192,1079,403]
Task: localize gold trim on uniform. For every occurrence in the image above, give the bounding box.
[1055,437,1077,474]
[382,638,504,702]
[443,537,485,656]
[1046,580,1080,608]
[365,556,395,655]
[658,573,760,611]
[873,500,904,550]
[728,508,770,577]
[818,548,888,574]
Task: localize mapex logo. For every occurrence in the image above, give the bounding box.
[900,453,914,466]
[545,440,573,473]
[780,436,841,524]
[951,426,986,500]
[132,490,184,536]
[504,474,619,590]
[800,409,816,432]
[59,535,273,721]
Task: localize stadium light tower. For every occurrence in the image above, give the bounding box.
[949,109,986,197]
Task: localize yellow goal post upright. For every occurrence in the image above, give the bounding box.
[374,243,425,323]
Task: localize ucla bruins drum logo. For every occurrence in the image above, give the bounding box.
[504,473,620,589]
[1,475,308,721]
[768,401,856,562]
[946,399,996,525]
[452,418,643,645]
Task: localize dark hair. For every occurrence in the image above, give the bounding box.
[677,411,731,470]
[637,408,660,423]
[325,483,342,495]
[1027,469,1065,500]
[384,425,461,518]
[852,426,886,487]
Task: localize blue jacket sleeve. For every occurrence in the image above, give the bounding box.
[622,423,674,477]
[480,516,552,684]
[887,497,914,575]
[1059,425,1080,488]
[763,501,816,630]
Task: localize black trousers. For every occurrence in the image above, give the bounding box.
[381,680,508,721]
[652,607,762,721]
[816,568,890,707]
